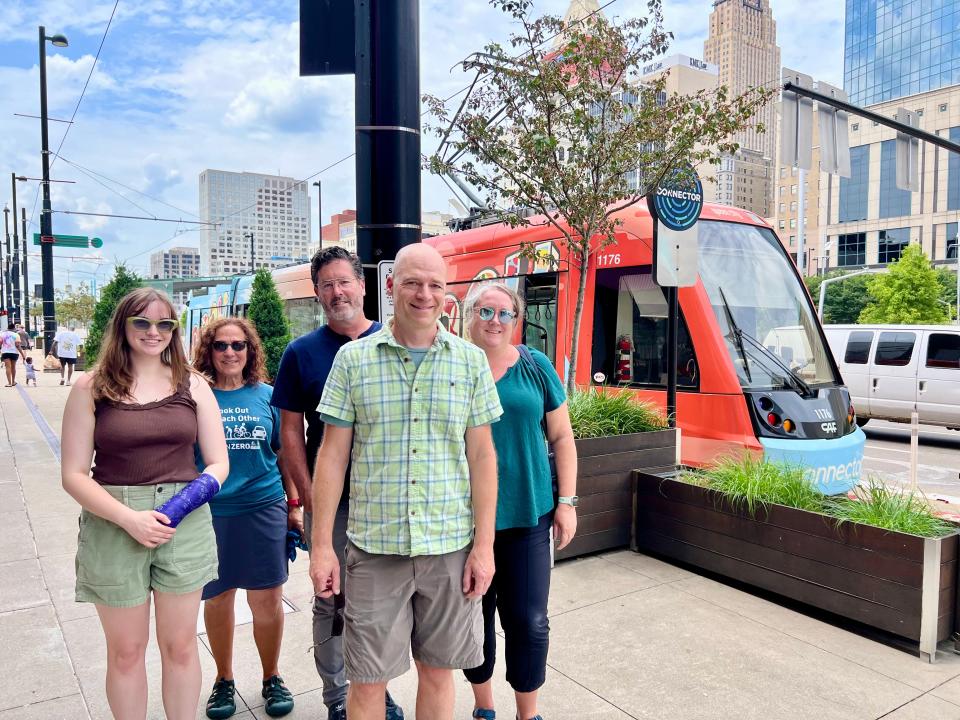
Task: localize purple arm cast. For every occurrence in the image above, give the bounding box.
[155,473,220,528]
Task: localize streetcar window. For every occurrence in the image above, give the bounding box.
[926,333,960,369]
[875,332,916,366]
[844,331,874,364]
[591,266,697,389]
[523,275,558,363]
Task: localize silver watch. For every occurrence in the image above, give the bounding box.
[557,496,579,507]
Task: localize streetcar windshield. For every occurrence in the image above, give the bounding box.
[697,221,839,390]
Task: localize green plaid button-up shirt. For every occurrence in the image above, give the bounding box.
[317,320,503,556]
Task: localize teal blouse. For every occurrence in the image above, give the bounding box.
[492,348,566,530]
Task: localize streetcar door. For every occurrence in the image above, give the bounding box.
[869,330,919,420]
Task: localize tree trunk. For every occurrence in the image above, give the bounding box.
[566,242,591,395]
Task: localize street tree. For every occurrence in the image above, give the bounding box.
[934,267,958,321]
[804,271,873,324]
[424,0,774,391]
[859,244,949,324]
[85,265,142,363]
[55,283,95,328]
[247,268,291,380]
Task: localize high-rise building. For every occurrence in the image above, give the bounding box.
[844,0,960,107]
[199,170,312,276]
[639,54,721,204]
[320,209,452,251]
[820,84,960,272]
[704,0,781,217]
[150,246,200,279]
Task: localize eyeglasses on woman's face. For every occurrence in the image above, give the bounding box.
[127,317,178,333]
[477,306,517,323]
[212,340,248,353]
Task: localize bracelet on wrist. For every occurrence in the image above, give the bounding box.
[286,497,302,508]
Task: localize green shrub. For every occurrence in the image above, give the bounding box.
[682,456,953,538]
[84,265,142,363]
[567,388,666,439]
[826,478,954,537]
[686,455,823,516]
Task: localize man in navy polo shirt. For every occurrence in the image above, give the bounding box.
[271,246,401,720]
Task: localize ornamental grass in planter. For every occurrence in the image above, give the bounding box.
[634,456,958,660]
[559,388,674,560]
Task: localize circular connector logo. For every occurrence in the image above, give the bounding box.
[648,169,703,232]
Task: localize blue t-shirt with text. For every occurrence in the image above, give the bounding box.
[204,382,284,517]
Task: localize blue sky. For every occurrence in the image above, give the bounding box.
[0,0,844,288]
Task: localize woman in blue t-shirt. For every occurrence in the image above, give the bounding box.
[461,282,578,720]
[192,318,296,719]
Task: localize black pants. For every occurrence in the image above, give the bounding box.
[463,511,552,693]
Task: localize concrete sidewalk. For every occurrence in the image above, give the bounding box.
[4,365,960,719]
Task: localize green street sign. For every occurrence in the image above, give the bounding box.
[33,233,103,249]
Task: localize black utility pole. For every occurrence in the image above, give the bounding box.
[245,232,255,272]
[2,207,10,316]
[20,208,29,334]
[313,180,322,246]
[354,0,421,268]
[38,26,68,352]
[10,174,21,324]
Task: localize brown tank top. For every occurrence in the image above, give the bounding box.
[92,379,200,486]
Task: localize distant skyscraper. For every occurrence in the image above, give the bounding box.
[704,0,781,216]
[844,0,960,106]
[199,170,312,276]
[150,246,200,279]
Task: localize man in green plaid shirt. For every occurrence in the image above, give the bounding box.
[310,243,502,720]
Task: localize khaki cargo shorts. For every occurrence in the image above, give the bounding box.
[343,541,483,683]
[75,483,218,607]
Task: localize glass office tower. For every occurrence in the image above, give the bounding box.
[844,0,960,106]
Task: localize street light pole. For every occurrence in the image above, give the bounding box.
[313,180,322,247]
[2,206,10,316]
[10,173,21,324]
[38,25,68,353]
[20,208,30,334]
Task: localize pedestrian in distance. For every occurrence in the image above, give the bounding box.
[462,282,579,720]
[24,356,37,386]
[271,245,404,720]
[53,323,81,385]
[192,317,298,719]
[60,287,229,720]
[0,321,26,386]
[16,323,31,351]
[309,243,503,720]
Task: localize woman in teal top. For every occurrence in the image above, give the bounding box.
[462,282,578,720]
[192,318,296,719]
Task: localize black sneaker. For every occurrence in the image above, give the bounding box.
[205,678,236,719]
[328,700,347,720]
[262,675,294,717]
[386,690,404,720]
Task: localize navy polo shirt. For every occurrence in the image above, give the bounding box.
[271,322,382,483]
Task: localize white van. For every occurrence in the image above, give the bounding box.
[823,324,960,429]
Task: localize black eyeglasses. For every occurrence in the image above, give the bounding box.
[312,592,345,646]
[477,306,517,323]
[127,316,178,333]
[212,340,248,352]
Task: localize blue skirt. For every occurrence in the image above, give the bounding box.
[202,499,288,600]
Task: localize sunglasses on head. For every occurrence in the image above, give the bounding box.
[127,317,178,333]
[477,306,517,323]
[212,340,248,352]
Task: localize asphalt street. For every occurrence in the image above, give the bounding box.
[860,419,960,500]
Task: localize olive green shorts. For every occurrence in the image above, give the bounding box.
[75,483,219,608]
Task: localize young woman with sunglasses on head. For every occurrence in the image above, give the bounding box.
[462,282,578,720]
[192,318,296,719]
[61,288,229,720]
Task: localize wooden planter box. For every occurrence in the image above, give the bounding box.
[633,473,958,661]
[556,428,676,561]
